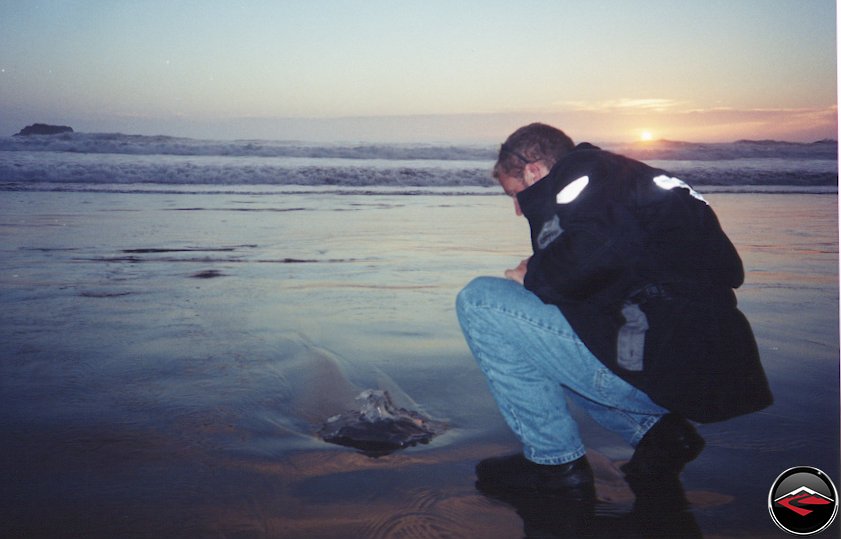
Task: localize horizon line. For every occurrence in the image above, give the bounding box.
[6,123,838,148]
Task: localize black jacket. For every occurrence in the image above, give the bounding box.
[518,143,772,423]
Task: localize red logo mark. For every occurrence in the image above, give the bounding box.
[775,487,834,517]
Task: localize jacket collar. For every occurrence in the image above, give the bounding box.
[516,143,600,216]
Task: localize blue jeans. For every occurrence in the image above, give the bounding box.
[456,276,667,465]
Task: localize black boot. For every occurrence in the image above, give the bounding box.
[476,453,595,499]
[621,413,705,479]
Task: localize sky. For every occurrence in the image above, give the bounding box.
[0,0,837,143]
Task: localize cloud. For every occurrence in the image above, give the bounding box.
[539,100,837,142]
[554,98,687,113]
[671,105,838,140]
[554,99,836,123]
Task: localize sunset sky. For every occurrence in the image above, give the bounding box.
[0,0,837,143]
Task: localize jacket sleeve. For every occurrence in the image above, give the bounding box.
[697,204,745,288]
[523,194,645,303]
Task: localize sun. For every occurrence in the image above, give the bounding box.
[640,130,654,142]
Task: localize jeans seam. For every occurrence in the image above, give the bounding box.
[528,446,587,465]
[463,298,580,344]
[459,313,530,443]
[593,367,659,414]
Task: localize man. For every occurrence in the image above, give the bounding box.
[456,123,772,498]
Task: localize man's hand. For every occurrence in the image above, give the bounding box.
[504,257,530,285]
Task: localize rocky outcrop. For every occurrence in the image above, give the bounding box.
[14,123,74,136]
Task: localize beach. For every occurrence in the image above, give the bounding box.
[0,187,837,538]
[2,0,838,534]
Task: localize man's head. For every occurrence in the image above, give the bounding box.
[493,123,575,215]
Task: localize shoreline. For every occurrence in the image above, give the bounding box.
[0,181,837,196]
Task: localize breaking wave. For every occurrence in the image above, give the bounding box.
[0,132,836,194]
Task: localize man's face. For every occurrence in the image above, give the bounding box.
[498,172,529,216]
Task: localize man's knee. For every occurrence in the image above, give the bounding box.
[456,276,509,314]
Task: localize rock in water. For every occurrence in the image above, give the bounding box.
[14,123,74,136]
[318,389,446,455]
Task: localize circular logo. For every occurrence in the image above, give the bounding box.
[769,466,838,535]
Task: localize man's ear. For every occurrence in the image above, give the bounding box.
[523,161,548,186]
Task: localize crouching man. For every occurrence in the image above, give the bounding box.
[456,123,772,500]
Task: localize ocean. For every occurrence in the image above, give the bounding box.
[0,132,837,194]
[0,133,838,538]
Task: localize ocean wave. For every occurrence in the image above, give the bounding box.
[615,138,838,161]
[0,152,494,187]
[0,132,836,192]
[0,153,834,190]
[1,132,837,161]
[0,132,496,161]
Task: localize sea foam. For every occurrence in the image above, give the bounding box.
[0,133,836,193]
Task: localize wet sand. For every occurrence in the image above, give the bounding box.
[0,190,837,538]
